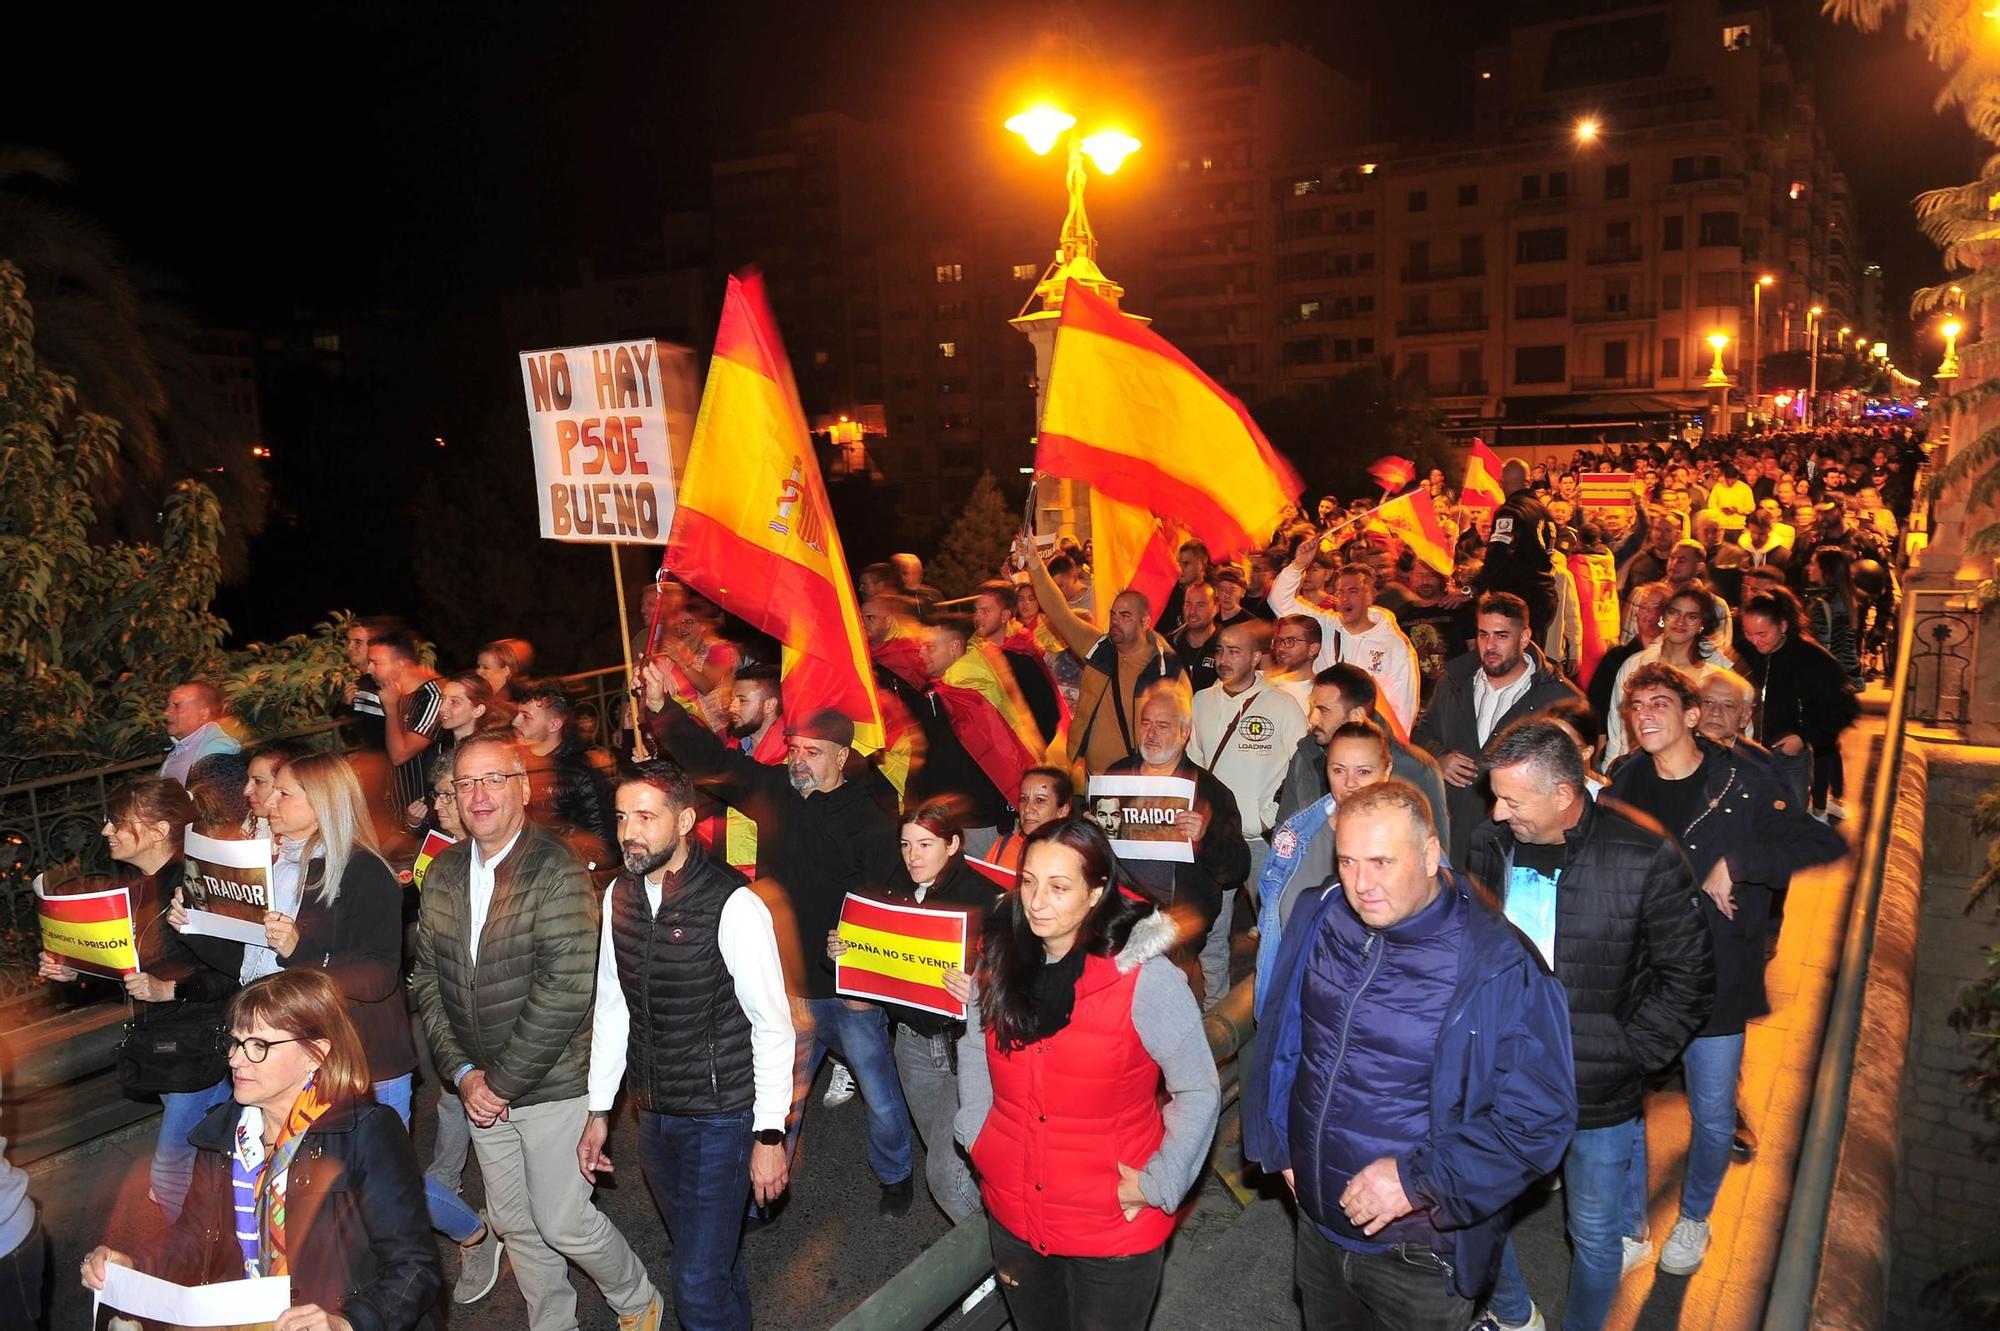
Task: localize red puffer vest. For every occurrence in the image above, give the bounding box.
[970,915,1182,1257]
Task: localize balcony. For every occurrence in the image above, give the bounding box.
[1573,302,1657,323]
[1399,258,1488,283]
[1570,373,1657,390]
[1586,245,1645,266]
[1428,379,1489,397]
[1394,314,1490,336]
[1664,175,1748,198]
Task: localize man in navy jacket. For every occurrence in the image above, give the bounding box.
[1246,781,1576,1326]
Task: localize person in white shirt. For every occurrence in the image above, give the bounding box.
[582,763,793,1331]
[1269,551,1419,734]
[159,680,239,785]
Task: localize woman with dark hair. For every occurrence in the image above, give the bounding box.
[39,779,239,1224]
[1604,584,1735,763]
[955,818,1219,1331]
[1740,589,1859,819]
[827,799,1000,1222]
[984,766,1077,882]
[81,969,442,1331]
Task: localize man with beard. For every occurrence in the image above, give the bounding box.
[1264,615,1324,710]
[1618,509,1682,596]
[970,579,1063,743]
[1170,580,1224,692]
[1413,593,1582,864]
[1275,664,1449,848]
[1376,555,1469,708]
[582,763,794,1331]
[1104,681,1249,1007]
[1155,539,1212,637]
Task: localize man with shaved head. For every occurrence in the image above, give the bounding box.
[161,680,239,784]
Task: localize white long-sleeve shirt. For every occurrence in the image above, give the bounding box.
[588,877,795,1130]
[1268,565,1420,733]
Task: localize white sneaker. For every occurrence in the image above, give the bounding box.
[1622,1235,1655,1276]
[1472,1304,1544,1331]
[1825,797,1848,822]
[1659,1216,1711,1275]
[823,1060,857,1107]
[962,1274,999,1314]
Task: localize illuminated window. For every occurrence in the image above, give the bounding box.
[934,264,963,283]
[1298,300,1322,321]
[1789,181,1806,201]
[938,342,957,359]
[1011,262,1038,280]
[1292,177,1321,196]
[1722,23,1752,50]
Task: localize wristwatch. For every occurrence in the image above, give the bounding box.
[753,1128,784,1146]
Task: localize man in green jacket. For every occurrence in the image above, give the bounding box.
[412,732,663,1331]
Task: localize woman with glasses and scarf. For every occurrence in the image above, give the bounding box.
[81,969,441,1331]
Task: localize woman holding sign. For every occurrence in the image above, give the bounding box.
[39,779,238,1225]
[81,969,442,1331]
[827,799,999,1223]
[955,818,1219,1331]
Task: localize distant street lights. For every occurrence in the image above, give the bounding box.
[1706,332,1733,432]
[1753,275,1774,422]
[1806,305,1823,426]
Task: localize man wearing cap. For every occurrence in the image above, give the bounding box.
[637,670,917,1215]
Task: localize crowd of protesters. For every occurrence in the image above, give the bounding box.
[7,419,1920,1331]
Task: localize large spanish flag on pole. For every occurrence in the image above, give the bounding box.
[666,270,884,752]
[1038,280,1299,558]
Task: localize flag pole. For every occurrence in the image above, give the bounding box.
[609,544,650,762]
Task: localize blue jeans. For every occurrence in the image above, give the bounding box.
[373,1074,485,1243]
[790,997,913,1186]
[1670,1035,1742,1223]
[637,1109,755,1331]
[1488,1119,1642,1331]
[155,1078,232,1223]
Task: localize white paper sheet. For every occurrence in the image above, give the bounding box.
[181,828,277,945]
[98,1263,290,1326]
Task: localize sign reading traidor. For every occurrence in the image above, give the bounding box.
[520,340,679,544]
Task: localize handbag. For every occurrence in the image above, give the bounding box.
[116,1002,228,1095]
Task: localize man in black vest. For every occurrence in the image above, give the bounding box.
[580,762,795,1331]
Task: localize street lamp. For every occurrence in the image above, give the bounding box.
[1005,104,1142,309]
[1574,116,1601,144]
[1752,275,1775,421]
[1805,305,1823,426]
[1706,332,1733,432]
[1838,325,1851,350]
[1873,340,1889,362]
[1940,318,1965,381]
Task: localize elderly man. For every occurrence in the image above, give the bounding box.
[1469,719,1714,1331]
[1104,681,1249,1007]
[1247,781,1576,1329]
[160,680,239,784]
[411,733,664,1331]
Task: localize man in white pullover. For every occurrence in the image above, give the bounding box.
[1270,546,1419,735]
[1187,620,1307,1009]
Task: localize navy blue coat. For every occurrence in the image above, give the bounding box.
[1246,868,1577,1298]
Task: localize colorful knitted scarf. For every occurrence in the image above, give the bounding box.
[229,1078,333,1279]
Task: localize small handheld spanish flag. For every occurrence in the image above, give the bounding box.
[1366,454,1416,494]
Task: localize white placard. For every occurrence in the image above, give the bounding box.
[520,339,678,544]
[1086,774,1198,863]
[98,1263,290,1327]
[181,829,278,946]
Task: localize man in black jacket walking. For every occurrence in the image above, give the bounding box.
[581,763,797,1330]
[636,670,916,1214]
[1468,719,1713,1331]
[1608,664,1843,1277]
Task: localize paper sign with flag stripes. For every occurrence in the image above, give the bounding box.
[834,893,971,1019]
[35,876,138,978]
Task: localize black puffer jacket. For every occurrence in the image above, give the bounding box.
[1466,796,1714,1129]
[526,734,616,866]
[141,1097,440,1331]
[1738,630,1858,750]
[1607,738,1845,1036]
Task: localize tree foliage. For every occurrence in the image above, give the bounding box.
[1249,367,1453,508]
[927,471,1018,598]
[0,263,354,786]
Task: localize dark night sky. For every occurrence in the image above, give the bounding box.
[6,1,1978,338]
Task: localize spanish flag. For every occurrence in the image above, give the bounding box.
[1460,438,1506,510]
[1088,494,1181,626]
[933,640,1045,800]
[1038,281,1299,558]
[1367,455,1417,494]
[667,270,885,751]
[1368,490,1456,576]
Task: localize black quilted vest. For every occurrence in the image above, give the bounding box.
[609,846,756,1115]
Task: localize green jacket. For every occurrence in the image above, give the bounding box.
[411,825,598,1109]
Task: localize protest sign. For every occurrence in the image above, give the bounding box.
[411,828,456,891]
[835,894,970,1020]
[182,829,276,947]
[520,339,681,544]
[1085,773,1198,863]
[1577,472,1636,507]
[98,1263,290,1327]
[34,875,138,978]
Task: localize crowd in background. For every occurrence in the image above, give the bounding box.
[7,420,1922,1331]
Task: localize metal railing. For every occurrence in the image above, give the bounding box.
[1761,573,1920,1330]
[830,976,1258,1331]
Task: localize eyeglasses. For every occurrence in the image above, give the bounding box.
[1663,609,1705,623]
[432,788,457,804]
[222,1035,304,1063]
[1274,636,1309,647]
[451,772,522,795]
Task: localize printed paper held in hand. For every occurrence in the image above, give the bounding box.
[98,1263,290,1326]
[181,829,278,946]
[1085,774,1198,863]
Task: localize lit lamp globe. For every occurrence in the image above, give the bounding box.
[1704,332,1732,387]
[1940,319,1964,380]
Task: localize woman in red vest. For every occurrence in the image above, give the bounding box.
[954,818,1219,1330]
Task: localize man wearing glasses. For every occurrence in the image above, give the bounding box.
[412,733,665,1331]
